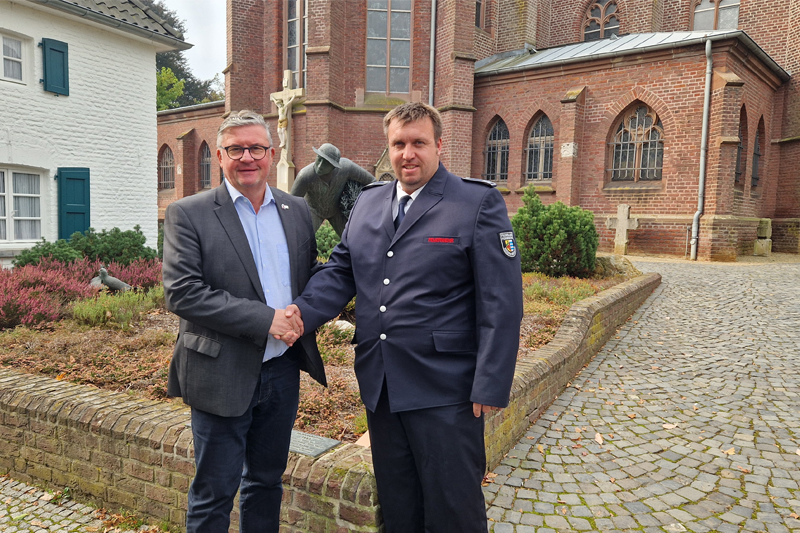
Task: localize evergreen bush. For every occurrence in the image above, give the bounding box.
[69,225,158,266]
[12,238,82,267]
[315,221,341,260]
[511,188,598,278]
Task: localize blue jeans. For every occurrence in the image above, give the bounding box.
[186,354,300,533]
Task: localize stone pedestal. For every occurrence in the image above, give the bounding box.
[754,239,772,256]
[277,158,295,192]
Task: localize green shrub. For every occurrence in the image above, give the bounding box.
[315,221,340,260]
[70,286,164,330]
[68,225,158,266]
[13,239,82,267]
[511,188,598,278]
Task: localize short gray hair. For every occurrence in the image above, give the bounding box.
[217,110,273,148]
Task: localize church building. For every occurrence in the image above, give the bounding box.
[157,0,800,260]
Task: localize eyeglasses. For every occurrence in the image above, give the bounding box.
[222,145,271,160]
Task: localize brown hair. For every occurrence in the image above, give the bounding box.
[383,102,443,141]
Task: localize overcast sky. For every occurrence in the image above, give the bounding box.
[162,0,226,82]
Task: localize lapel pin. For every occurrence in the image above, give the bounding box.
[281,204,289,210]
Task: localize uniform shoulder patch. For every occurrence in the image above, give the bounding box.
[361,181,388,190]
[462,177,496,187]
[499,231,517,258]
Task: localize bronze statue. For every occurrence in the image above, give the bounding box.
[291,144,375,236]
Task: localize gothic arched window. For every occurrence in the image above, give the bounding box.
[484,119,509,183]
[584,0,620,41]
[199,142,212,189]
[159,146,175,190]
[608,105,664,182]
[692,0,739,30]
[525,115,554,182]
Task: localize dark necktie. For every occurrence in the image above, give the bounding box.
[395,195,411,230]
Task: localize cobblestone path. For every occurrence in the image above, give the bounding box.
[485,260,800,533]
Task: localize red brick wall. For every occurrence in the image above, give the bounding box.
[156,103,226,220]
[472,39,782,256]
[178,0,798,259]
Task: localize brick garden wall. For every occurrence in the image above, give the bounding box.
[0,271,659,532]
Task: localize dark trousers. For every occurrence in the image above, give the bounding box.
[366,383,488,533]
[186,354,300,533]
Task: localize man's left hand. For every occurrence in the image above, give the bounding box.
[473,403,501,417]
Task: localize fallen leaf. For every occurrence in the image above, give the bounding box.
[663,423,677,429]
[736,465,750,473]
[693,404,698,411]
[537,444,545,454]
[560,507,567,515]
[31,519,46,527]
[796,449,800,456]
[595,433,604,445]
[790,512,799,519]
[582,451,588,456]
[628,413,636,419]
[605,400,615,405]
[610,477,616,483]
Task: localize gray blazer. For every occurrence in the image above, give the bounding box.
[163,184,325,417]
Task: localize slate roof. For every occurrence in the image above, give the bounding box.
[26,0,191,50]
[475,30,788,81]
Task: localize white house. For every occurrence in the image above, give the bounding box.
[0,0,189,266]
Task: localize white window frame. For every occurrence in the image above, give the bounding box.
[1,31,27,85]
[0,167,45,243]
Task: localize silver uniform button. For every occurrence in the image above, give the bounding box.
[387,251,394,257]
[383,278,390,285]
[380,333,387,340]
[380,306,387,312]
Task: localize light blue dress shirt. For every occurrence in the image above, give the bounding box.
[224,180,293,361]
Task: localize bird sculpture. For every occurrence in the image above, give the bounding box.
[90,267,131,292]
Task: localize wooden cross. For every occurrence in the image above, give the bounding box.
[605,204,640,255]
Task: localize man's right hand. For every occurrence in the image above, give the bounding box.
[271,308,304,346]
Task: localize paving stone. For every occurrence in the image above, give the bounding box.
[485,260,800,533]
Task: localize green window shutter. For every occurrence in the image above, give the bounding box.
[41,38,69,95]
[57,167,90,239]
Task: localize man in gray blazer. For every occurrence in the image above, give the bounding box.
[289,102,523,532]
[162,110,325,533]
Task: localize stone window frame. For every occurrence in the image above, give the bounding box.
[751,117,764,189]
[524,114,554,184]
[285,0,308,90]
[606,104,664,184]
[483,118,509,184]
[199,142,212,189]
[734,106,747,190]
[690,0,740,31]
[0,167,44,242]
[583,0,620,42]
[366,0,413,96]
[158,145,175,191]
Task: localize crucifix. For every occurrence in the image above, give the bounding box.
[605,204,640,255]
[270,70,305,191]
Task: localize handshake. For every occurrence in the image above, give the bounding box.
[270,304,304,346]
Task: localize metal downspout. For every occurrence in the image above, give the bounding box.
[690,39,713,260]
[428,0,437,105]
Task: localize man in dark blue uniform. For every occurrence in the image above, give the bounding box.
[289,102,522,532]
